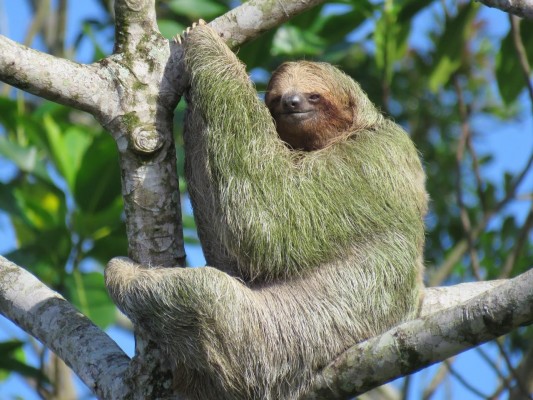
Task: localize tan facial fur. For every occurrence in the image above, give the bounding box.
[265,62,355,151]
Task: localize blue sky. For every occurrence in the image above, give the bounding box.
[0,1,531,399]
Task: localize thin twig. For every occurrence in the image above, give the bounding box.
[422,359,453,400]
[430,113,533,287]
[500,204,533,278]
[430,15,533,286]
[494,339,533,399]
[53,0,68,57]
[445,360,488,399]
[510,15,533,103]
[401,375,411,400]
[453,75,482,280]
[476,346,512,392]
[465,132,486,214]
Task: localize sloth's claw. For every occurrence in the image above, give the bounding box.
[174,20,207,45]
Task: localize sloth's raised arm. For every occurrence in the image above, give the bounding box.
[183,25,426,279]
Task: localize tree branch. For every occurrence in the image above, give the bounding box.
[420,280,506,315]
[114,0,159,54]
[476,0,533,19]
[305,269,533,399]
[0,256,130,399]
[510,346,533,398]
[0,34,117,116]
[211,0,327,48]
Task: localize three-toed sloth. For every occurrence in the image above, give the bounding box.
[106,23,427,400]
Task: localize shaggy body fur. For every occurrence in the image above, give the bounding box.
[105,25,428,400]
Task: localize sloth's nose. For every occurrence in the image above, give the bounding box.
[282,94,303,111]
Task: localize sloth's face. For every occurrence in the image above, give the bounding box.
[265,62,353,151]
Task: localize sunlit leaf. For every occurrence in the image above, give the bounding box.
[75,134,121,212]
[0,341,47,382]
[0,138,50,181]
[158,19,186,40]
[65,271,116,328]
[43,115,93,190]
[168,0,227,20]
[496,22,533,105]
[272,26,326,57]
[428,3,478,92]
[10,181,67,231]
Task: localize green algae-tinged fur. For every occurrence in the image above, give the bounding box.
[184,26,427,282]
[106,23,428,400]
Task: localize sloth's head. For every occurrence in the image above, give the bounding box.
[265,61,356,151]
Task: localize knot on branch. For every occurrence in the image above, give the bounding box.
[131,127,164,155]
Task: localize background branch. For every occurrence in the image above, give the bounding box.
[211,0,328,48]
[477,0,533,19]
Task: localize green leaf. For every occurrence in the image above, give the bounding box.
[71,197,123,239]
[43,115,93,190]
[288,4,324,29]
[74,134,121,212]
[428,3,478,92]
[0,97,18,131]
[374,0,411,85]
[0,183,25,218]
[0,341,47,382]
[65,271,116,328]
[0,137,50,182]
[398,0,431,22]
[238,30,277,69]
[496,22,533,105]
[10,180,67,231]
[6,226,72,286]
[318,9,370,44]
[168,0,227,20]
[0,340,24,354]
[272,26,326,57]
[158,19,186,40]
[86,228,128,264]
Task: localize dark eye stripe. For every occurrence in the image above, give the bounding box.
[267,95,281,105]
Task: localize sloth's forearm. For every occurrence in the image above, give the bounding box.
[184,26,277,146]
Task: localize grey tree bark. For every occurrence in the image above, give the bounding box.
[475,0,533,19]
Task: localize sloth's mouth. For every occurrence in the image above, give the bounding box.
[281,110,314,120]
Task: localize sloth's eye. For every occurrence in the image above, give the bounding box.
[309,94,321,102]
[268,96,281,105]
